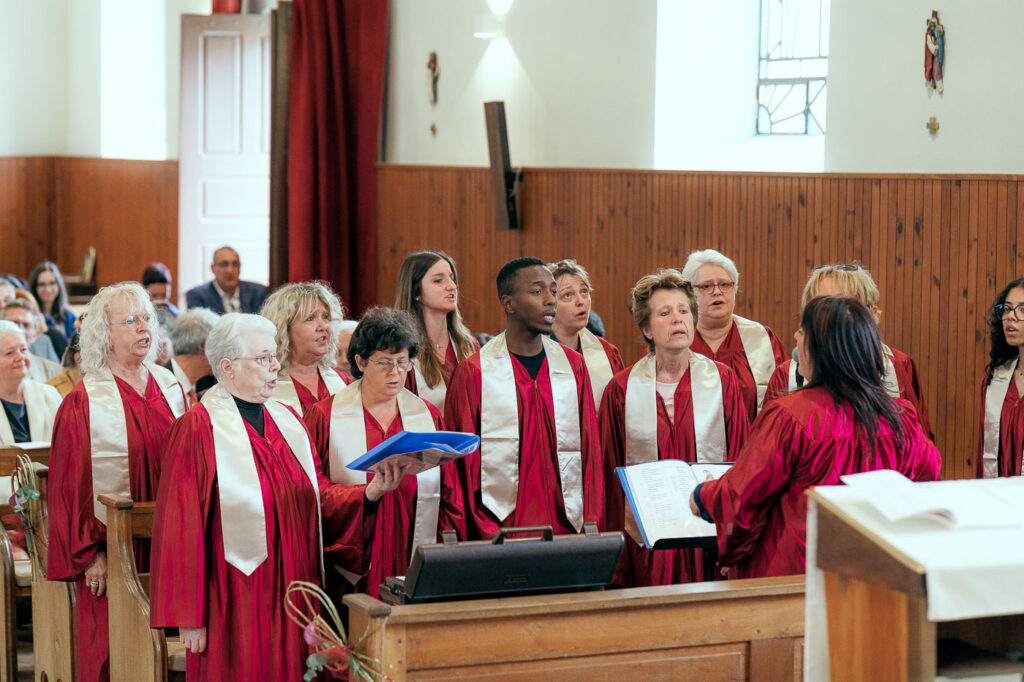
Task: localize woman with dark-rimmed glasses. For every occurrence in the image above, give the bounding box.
[979,278,1024,478]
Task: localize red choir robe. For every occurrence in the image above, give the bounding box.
[442,348,604,539]
[691,322,786,421]
[293,368,352,411]
[697,386,941,579]
[47,376,178,682]
[403,336,481,395]
[303,395,465,599]
[150,405,323,681]
[976,376,1024,478]
[598,361,749,586]
[766,350,933,437]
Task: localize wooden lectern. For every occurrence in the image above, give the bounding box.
[346,576,805,680]
[810,486,1024,680]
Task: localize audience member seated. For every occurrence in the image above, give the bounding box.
[0,280,16,307]
[691,297,941,579]
[444,257,603,540]
[142,262,179,318]
[599,270,749,587]
[335,319,358,375]
[2,300,61,382]
[395,251,479,413]
[151,313,324,680]
[261,281,349,415]
[304,307,464,599]
[29,261,78,339]
[0,320,62,445]
[979,277,1024,478]
[548,258,624,409]
[683,249,787,421]
[185,246,268,314]
[47,282,187,682]
[167,308,219,407]
[47,331,83,398]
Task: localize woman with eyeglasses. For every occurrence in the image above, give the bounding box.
[690,297,940,579]
[683,249,787,421]
[599,269,749,587]
[303,307,464,599]
[47,282,187,682]
[764,264,932,438]
[395,251,479,413]
[978,278,1024,478]
[29,261,77,339]
[260,281,350,416]
[548,259,624,410]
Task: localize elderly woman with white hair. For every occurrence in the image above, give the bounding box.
[683,249,786,421]
[47,282,187,682]
[0,320,62,445]
[151,313,324,680]
[260,280,350,415]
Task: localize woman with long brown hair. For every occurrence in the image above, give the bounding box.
[395,251,478,412]
[978,277,1024,478]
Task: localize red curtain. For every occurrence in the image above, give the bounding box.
[288,0,388,316]
[211,0,241,12]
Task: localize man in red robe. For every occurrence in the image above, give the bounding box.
[150,314,323,681]
[443,257,604,539]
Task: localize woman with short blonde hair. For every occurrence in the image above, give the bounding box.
[260,281,349,415]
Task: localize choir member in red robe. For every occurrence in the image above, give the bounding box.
[691,297,941,579]
[978,278,1024,478]
[47,283,187,682]
[599,270,749,586]
[304,307,465,599]
[262,281,351,415]
[683,249,787,421]
[763,264,932,437]
[151,313,323,681]
[395,251,479,414]
[444,257,603,540]
[548,259,625,410]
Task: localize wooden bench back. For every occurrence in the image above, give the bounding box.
[99,496,173,682]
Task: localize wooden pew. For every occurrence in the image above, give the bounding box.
[98,496,185,682]
[345,576,805,680]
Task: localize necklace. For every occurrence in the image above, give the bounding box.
[435,343,444,349]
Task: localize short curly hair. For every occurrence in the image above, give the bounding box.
[347,307,421,380]
[79,282,160,374]
[630,269,698,353]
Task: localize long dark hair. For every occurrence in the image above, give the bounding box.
[28,261,70,320]
[985,278,1024,385]
[801,296,904,446]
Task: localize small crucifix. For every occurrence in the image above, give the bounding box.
[926,117,939,135]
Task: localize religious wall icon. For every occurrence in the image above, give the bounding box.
[925,11,944,93]
[427,51,440,105]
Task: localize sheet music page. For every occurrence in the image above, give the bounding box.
[623,460,716,547]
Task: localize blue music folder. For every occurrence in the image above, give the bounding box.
[346,430,480,474]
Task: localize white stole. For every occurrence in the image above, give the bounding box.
[413,337,453,413]
[326,380,441,556]
[479,333,584,531]
[203,384,323,576]
[982,358,1017,479]
[0,380,61,446]
[732,315,777,412]
[578,328,614,411]
[787,346,901,399]
[84,363,186,524]
[273,366,348,415]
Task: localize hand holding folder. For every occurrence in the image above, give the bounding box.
[346,430,481,476]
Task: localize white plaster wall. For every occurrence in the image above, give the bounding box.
[825,0,1024,173]
[385,0,657,168]
[0,0,68,155]
[166,0,212,158]
[66,0,103,156]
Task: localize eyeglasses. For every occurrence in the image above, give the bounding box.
[995,303,1024,321]
[813,264,861,272]
[693,281,735,295]
[367,358,413,373]
[236,352,280,367]
[117,314,153,328]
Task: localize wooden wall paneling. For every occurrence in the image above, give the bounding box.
[0,157,56,280]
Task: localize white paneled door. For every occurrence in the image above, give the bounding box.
[179,13,271,309]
